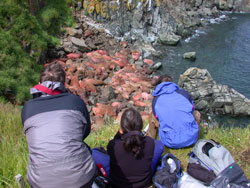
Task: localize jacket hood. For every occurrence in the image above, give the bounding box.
[30,81,67,98]
[152,82,179,97]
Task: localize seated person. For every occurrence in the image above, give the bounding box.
[92,108,164,188]
[146,75,201,149]
[21,62,96,188]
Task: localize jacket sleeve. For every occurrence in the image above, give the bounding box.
[82,109,91,140]
[80,98,91,140]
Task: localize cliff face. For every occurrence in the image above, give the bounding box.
[79,0,250,43]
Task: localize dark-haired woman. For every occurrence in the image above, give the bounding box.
[92,108,164,188]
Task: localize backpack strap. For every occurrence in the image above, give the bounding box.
[33,84,62,96]
[152,95,160,120]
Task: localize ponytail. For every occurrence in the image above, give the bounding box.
[122,131,144,158]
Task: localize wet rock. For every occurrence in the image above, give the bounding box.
[183,52,196,60]
[151,62,162,70]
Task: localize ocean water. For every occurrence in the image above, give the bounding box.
[154,13,250,127]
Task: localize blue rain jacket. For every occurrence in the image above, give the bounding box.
[152,82,199,148]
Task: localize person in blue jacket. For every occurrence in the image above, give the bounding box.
[146,75,201,149]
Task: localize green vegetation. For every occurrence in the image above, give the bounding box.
[0,102,249,187]
[0,0,75,104]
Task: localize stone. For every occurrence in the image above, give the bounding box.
[101,86,116,101]
[143,59,154,67]
[158,33,181,46]
[84,30,92,37]
[202,8,212,16]
[66,53,81,59]
[212,98,225,108]
[195,0,203,7]
[65,27,82,38]
[224,105,233,114]
[179,67,250,116]
[195,99,208,110]
[151,62,162,70]
[71,37,90,52]
[135,60,144,67]
[132,51,141,61]
[183,52,196,60]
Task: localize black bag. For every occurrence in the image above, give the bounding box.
[187,160,216,185]
[153,153,183,188]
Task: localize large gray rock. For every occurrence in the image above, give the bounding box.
[158,33,181,46]
[71,37,90,52]
[178,67,250,116]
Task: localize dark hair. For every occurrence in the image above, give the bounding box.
[152,74,173,86]
[121,108,144,158]
[40,62,65,83]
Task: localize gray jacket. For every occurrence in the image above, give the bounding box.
[21,82,96,188]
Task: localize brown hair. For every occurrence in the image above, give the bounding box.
[121,108,144,158]
[152,74,173,86]
[40,62,65,83]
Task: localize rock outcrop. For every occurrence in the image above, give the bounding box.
[76,0,250,45]
[178,67,250,116]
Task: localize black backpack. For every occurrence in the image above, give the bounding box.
[153,153,183,188]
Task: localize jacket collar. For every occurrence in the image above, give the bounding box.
[30,81,67,98]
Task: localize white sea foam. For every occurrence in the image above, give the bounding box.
[210,18,217,24]
[195,30,206,34]
[185,37,191,43]
[220,15,226,19]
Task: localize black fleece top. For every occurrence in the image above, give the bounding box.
[107,132,155,188]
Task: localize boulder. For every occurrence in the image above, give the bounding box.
[179,67,250,116]
[71,37,90,52]
[183,52,196,60]
[158,33,181,46]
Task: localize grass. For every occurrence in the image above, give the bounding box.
[0,102,249,187]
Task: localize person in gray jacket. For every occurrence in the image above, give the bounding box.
[21,62,96,188]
